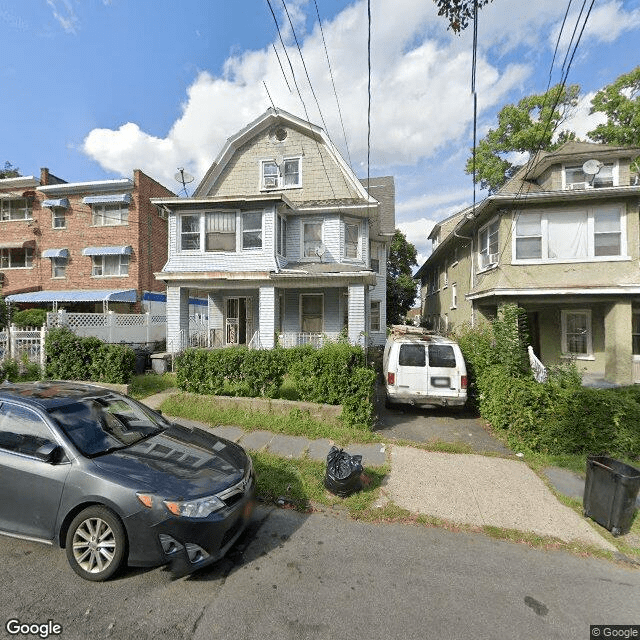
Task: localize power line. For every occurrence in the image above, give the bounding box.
[272,43,292,93]
[313,0,353,169]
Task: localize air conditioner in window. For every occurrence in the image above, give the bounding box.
[264,176,278,189]
[567,182,586,190]
[480,252,499,268]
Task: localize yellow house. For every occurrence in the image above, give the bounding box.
[417,142,640,386]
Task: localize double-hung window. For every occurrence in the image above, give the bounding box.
[370,301,381,332]
[92,203,128,226]
[52,257,67,278]
[206,212,236,251]
[0,247,33,268]
[303,221,323,259]
[52,208,66,229]
[370,242,382,273]
[345,222,359,259]
[277,214,287,257]
[242,212,262,250]
[561,310,592,358]
[300,294,323,333]
[180,214,201,250]
[180,210,263,252]
[0,198,31,221]
[478,219,499,269]
[565,163,614,190]
[261,158,301,189]
[514,206,624,262]
[92,254,129,277]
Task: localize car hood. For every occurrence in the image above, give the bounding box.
[91,423,248,498]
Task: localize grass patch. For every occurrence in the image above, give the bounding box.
[251,450,389,517]
[159,392,381,445]
[129,373,176,399]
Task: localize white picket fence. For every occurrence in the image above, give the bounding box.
[0,326,47,369]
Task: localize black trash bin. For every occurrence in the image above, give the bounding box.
[134,349,150,375]
[583,455,640,536]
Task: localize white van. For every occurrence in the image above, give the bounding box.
[383,326,467,408]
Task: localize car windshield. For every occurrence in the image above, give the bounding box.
[49,394,168,457]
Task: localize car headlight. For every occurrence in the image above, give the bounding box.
[163,495,225,518]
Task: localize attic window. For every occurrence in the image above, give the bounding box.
[275,127,287,141]
[565,163,615,190]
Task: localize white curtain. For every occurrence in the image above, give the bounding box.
[548,211,587,259]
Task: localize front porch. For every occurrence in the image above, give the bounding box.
[166,282,371,353]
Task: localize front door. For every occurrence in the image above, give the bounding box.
[226,297,253,346]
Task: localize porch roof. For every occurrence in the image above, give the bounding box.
[467,285,640,301]
[5,289,137,303]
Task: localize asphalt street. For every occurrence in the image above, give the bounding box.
[0,505,638,640]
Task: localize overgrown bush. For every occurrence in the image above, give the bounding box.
[44,327,135,383]
[12,308,47,328]
[175,342,376,429]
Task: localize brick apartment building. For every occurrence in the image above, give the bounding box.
[0,168,174,312]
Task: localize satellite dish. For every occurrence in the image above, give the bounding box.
[315,243,326,258]
[174,168,194,196]
[582,159,602,176]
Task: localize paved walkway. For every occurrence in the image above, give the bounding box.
[141,390,623,551]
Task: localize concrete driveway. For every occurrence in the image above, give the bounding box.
[374,386,512,455]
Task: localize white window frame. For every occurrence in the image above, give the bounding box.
[563,161,618,190]
[512,206,627,264]
[370,300,381,332]
[300,293,324,333]
[0,198,32,222]
[370,241,382,273]
[277,213,287,257]
[301,219,324,260]
[52,207,66,229]
[178,209,263,254]
[0,247,33,269]
[344,220,360,260]
[477,217,499,271]
[51,256,67,278]
[561,309,593,359]
[91,254,129,277]
[260,156,302,190]
[91,202,128,226]
[450,283,457,310]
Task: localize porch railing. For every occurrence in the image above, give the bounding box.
[277,332,341,348]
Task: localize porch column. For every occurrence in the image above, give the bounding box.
[208,292,224,347]
[259,286,276,349]
[166,285,189,353]
[604,301,632,385]
[348,283,367,347]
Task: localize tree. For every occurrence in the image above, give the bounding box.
[386,229,418,325]
[433,0,493,33]
[465,83,580,192]
[0,161,20,178]
[588,66,640,147]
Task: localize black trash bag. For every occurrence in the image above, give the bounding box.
[324,446,363,497]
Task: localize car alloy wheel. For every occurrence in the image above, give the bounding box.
[65,506,126,581]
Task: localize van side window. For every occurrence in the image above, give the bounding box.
[398,344,426,367]
[428,345,456,368]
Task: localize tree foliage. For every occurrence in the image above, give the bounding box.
[465,83,580,192]
[386,229,418,325]
[433,0,493,33]
[0,162,20,179]
[588,65,640,147]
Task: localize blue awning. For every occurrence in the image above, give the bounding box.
[41,248,69,259]
[41,198,69,209]
[5,289,137,303]
[82,245,132,256]
[82,193,131,205]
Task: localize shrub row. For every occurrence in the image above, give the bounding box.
[175,342,376,428]
[44,327,135,384]
[477,365,640,458]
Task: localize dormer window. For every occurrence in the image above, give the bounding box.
[564,162,615,190]
[261,158,301,190]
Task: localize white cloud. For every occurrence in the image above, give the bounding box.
[397,190,471,216]
[560,91,606,141]
[82,0,536,188]
[46,0,79,34]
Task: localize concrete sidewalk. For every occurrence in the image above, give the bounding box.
[142,390,618,552]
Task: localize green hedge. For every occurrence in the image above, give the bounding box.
[175,342,376,428]
[12,308,47,328]
[44,327,135,384]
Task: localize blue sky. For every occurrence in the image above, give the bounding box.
[3,0,640,265]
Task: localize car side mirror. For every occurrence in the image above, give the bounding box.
[35,441,64,463]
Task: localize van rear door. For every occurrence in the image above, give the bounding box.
[395,343,429,397]
[426,343,462,401]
